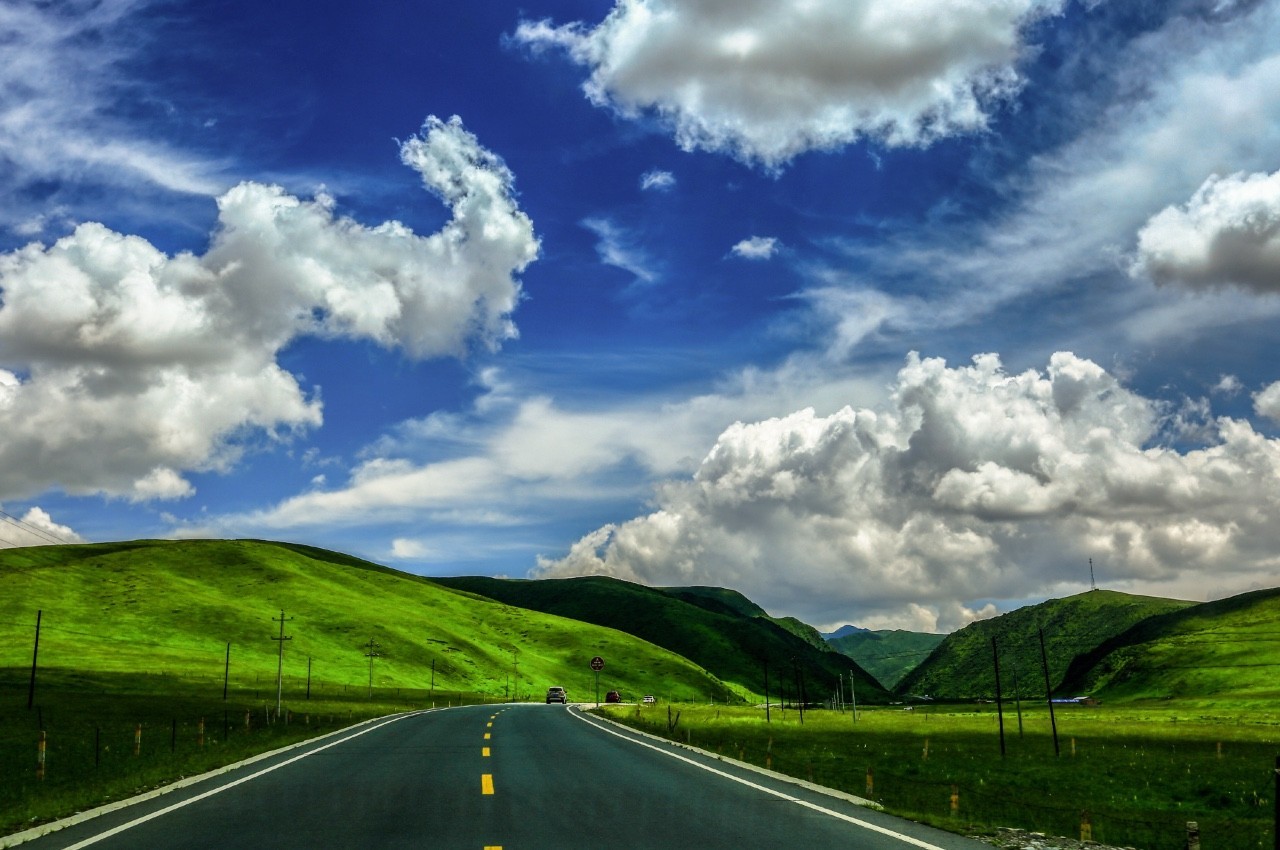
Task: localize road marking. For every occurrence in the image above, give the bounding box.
[57,711,431,849]
[484,846,503,849]
[484,732,491,740]
[570,710,949,850]
[486,721,493,727]
[482,747,491,757]
[481,774,495,795]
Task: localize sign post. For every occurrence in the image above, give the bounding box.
[590,656,605,707]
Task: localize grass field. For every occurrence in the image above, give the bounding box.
[600,701,1280,849]
[0,666,484,838]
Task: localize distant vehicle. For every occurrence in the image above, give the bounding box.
[546,686,567,704]
[642,695,656,704]
[605,690,622,703]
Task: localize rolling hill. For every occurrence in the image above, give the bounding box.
[430,575,890,703]
[826,629,946,690]
[1058,586,1280,704]
[0,539,728,702]
[893,590,1194,700]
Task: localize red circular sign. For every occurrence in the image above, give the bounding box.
[590,656,605,671]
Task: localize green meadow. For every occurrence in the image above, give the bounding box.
[601,702,1279,850]
[0,539,732,836]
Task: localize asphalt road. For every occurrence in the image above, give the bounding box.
[12,704,993,850]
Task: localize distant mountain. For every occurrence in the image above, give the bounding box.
[1059,586,1280,703]
[823,624,869,640]
[827,630,946,690]
[431,575,890,703]
[894,590,1194,700]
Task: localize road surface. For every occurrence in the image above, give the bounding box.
[10,704,992,849]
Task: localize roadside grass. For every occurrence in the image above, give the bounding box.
[600,701,1280,849]
[0,666,496,838]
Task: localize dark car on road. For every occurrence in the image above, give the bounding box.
[605,690,621,703]
[546,686,567,704]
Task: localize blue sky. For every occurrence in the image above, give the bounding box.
[3,0,1280,631]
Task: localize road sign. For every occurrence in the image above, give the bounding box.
[590,656,604,671]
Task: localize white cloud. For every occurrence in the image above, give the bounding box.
[178,354,892,541]
[536,352,1280,631]
[640,169,676,191]
[1133,169,1280,294]
[804,2,1280,355]
[1256,381,1280,423]
[0,506,84,548]
[582,217,659,284]
[514,0,1063,168]
[730,236,779,260]
[0,116,538,502]
[390,537,433,559]
[0,0,225,232]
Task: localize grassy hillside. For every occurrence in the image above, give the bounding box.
[894,590,1194,700]
[431,575,890,703]
[0,540,727,702]
[827,629,945,690]
[656,586,827,649]
[1059,586,1280,704]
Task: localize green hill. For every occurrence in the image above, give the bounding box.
[0,539,727,702]
[894,590,1194,700]
[430,575,890,703]
[1058,586,1280,704]
[827,630,945,690]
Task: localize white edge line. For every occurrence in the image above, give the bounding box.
[568,708,950,850]
[2,709,436,849]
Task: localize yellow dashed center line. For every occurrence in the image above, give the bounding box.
[484,732,491,740]
[482,747,491,757]
[484,846,503,849]
[481,773,494,795]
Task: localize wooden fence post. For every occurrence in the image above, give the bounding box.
[866,766,874,796]
[1080,810,1092,841]
[36,731,46,781]
[134,724,142,756]
[950,785,959,816]
[1186,820,1200,850]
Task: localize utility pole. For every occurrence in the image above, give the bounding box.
[1089,558,1096,591]
[992,636,1006,758]
[763,658,770,724]
[306,656,312,700]
[430,659,436,702]
[272,611,293,717]
[223,642,231,701]
[512,648,519,703]
[849,669,858,723]
[27,609,41,710]
[1039,628,1060,756]
[364,637,381,699]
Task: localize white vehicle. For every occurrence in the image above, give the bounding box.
[546,686,567,704]
[642,694,656,704]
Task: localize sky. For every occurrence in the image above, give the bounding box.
[2,0,1280,633]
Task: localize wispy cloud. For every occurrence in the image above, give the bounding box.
[639,169,676,191]
[582,217,659,285]
[0,0,228,235]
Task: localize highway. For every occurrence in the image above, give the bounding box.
[11,704,992,849]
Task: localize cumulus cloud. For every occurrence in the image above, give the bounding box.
[0,507,84,548]
[1256,382,1280,423]
[0,116,538,501]
[806,2,1280,355]
[640,169,676,191]
[514,0,1063,168]
[1133,169,1280,294]
[536,352,1280,631]
[730,236,779,260]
